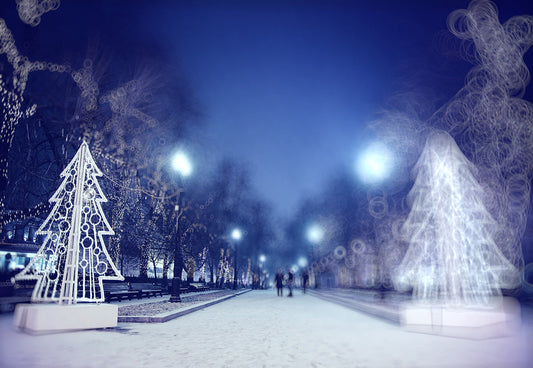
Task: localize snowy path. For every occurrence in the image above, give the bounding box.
[0,290,531,367]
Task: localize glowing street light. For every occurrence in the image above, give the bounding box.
[306,223,324,244]
[298,257,308,268]
[231,228,243,241]
[231,227,243,290]
[356,142,393,183]
[257,254,267,289]
[172,151,193,177]
[169,151,194,303]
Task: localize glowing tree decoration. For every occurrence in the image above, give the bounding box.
[395,130,519,305]
[14,142,123,304]
[369,1,533,279]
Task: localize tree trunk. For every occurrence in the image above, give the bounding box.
[152,258,158,280]
[162,254,170,287]
[139,242,149,280]
[186,256,195,282]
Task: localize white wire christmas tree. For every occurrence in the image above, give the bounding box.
[394,130,519,306]
[14,141,123,304]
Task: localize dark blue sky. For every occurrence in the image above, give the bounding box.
[140,0,533,218]
[2,0,533,218]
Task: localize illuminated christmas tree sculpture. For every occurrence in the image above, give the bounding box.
[14,141,123,304]
[395,130,519,306]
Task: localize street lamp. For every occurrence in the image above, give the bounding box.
[355,142,393,292]
[298,256,308,268]
[305,224,324,289]
[306,223,324,244]
[231,227,243,290]
[257,254,267,289]
[231,228,242,241]
[172,151,193,176]
[356,141,393,184]
[169,151,193,303]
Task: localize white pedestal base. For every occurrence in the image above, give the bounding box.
[400,297,521,339]
[13,303,118,334]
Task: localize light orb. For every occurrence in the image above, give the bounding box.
[298,257,308,268]
[172,151,193,177]
[306,224,324,244]
[231,228,243,241]
[356,142,393,183]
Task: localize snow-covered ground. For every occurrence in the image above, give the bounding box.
[1,290,532,367]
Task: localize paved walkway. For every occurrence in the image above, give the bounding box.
[0,290,532,367]
[308,288,406,323]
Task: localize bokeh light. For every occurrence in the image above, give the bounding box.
[231,228,243,241]
[306,224,324,244]
[172,151,193,177]
[356,142,393,183]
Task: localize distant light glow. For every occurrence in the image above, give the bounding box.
[291,265,299,273]
[298,257,308,268]
[356,142,393,183]
[172,151,193,177]
[259,254,266,263]
[231,228,242,241]
[306,224,324,244]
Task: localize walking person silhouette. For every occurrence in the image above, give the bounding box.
[275,268,284,296]
[302,269,309,294]
[287,268,294,297]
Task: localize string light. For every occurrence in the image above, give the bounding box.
[15,0,61,27]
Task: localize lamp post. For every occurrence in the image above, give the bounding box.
[355,142,394,291]
[306,223,323,289]
[169,151,192,303]
[231,228,242,290]
[258,254,266,289]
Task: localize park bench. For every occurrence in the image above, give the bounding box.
[130,283,165,299]
[104,282,139,302]
[188,283,209,292]
[162,282,189,294]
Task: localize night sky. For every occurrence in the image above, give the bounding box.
[1,0,533,218]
